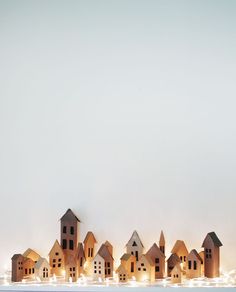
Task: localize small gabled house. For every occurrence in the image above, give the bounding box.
[186,249,202,279]
[83,231,97,262]
[136,254,155,282]
[146,243,165,279]
[171,240,188,268]
[126,231,144,261]
[77,242,85,277]
[92,243,114,280]
[116,264,128,283]
[167,253,181,277]
[202,232,223,278]
[171,263,182,284]
[23,257,35,279]
[11,254,24,282]
[159,231,165,256]
[23,248,40,263]
[34,257,50,281]
[49,240,65,277]
[120,253,136,279]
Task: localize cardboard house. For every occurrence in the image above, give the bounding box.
[126,231,144,261]
[11,254,24,282]
[171,240,188,268]
[77,242,86,276]
[34,257,50,281]
[171,263,182,284]
[167,253,181,277]
[186,249,202,279]
[120,253,136,279]
[199,251,205,275]
[159,231,165,256]
[136,254,155,282]
[84,231,97,261]
[116,264,128,283]
[92,242,114,280]
[23,248,40,263]
[23,257,35,280]
[49,240,65,277]
[202,232,223,278]
[146,243,165,279]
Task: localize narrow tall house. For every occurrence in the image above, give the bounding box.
[159,231,165,256]
[167,253,181,277]
[186,249,202,279]
[120,253,136,279]
[49,240,65,277]
[11,254,24,282]
[146,243,165,279]
[126,231,144,261]
[202,232,223,278]
[84,231,97,262]
[171,240,188,268]
[77,242,86,277]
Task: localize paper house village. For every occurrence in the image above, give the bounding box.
[11,209,223,284]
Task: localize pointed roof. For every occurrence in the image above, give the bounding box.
[171,263,183,275]
[48,240,63,256]
[60,208,80,222]
[126,230,144,248]
[97,244,114,261]
[77,242,85,259]
[188,249,203,263]
[159,230,165,245]
[120,253,133,261]
[83,231,97,244]
[202,232,223,248]
[35,257,50,270]
[146,243,165,260]
[167,253,181,264]
[171,240,188,255]
[116,264,128,274]
[139,254,155,266]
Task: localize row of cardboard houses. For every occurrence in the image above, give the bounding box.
[12,209,223,284]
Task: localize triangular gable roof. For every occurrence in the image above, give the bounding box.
[60,208,80,222]
[77,242,85,259]
[97,244,114,261]
[146,243,165,260]
[83,231,97,244]
[171,240,188,254]
[126,230,144,248]
[171,263,183,275]
[188,249,203,263]
[167,253,181,264]
[48,240,63,256]
[202,232,223,248]
[139,254,155,267]
[116,264,128,274]
[34,257,50,270]
[120,253,132,261]
[159,230,165,245]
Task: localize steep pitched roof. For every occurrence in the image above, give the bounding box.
[146,243,165,259]
[159,230,165,245]
[140,254,155,266]
[77,242,85,259]
[120,253,132,261]
[167,253,181,264]
[116,264,128,274]
[83,231,97,244]
[188,249,203,263]
[202,232,223,248]
[35,257,50,270]
[48,240,63,256]
[126,230,144,248]
[171,263,183,275]
[97,244,114,261]
[60,208,80,222]
[171,240,188,255]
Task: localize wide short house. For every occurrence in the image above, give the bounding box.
[116,264,128,283]
[92,242,114,279]
[34,257,50,281]
[171,263,182,284]
[146,243,165,279]
[49,240,65,276]
[136,254,155,282]
[171,240,188,269]
[202,232,223,278]
[186,249,202,279]
[120,253,136,279]
[167,253,181,277]
[126,231,144,261]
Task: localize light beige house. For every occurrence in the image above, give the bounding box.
[92,243,114,280]
[159,231,165,256]
[116,264,128,283]
[171,263,182,284]
[171,240,188,268]
[11,254,24,282]
[49,240,65,277]
[146,243,165,279]
[167,253,181,277]
[126,231,144,261]
[136,254,155,282]
[23,248,40,263]
[120,253,136,279]
[202,232,223,278]
[34,257,50,281]
[186,249,202,279]
[77,242,85,277]
[83,231,97,262]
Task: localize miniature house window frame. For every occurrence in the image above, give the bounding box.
[131,262,134,273]
[63,226,67,233]
[206,249,212,259]
[70,226,74,235]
